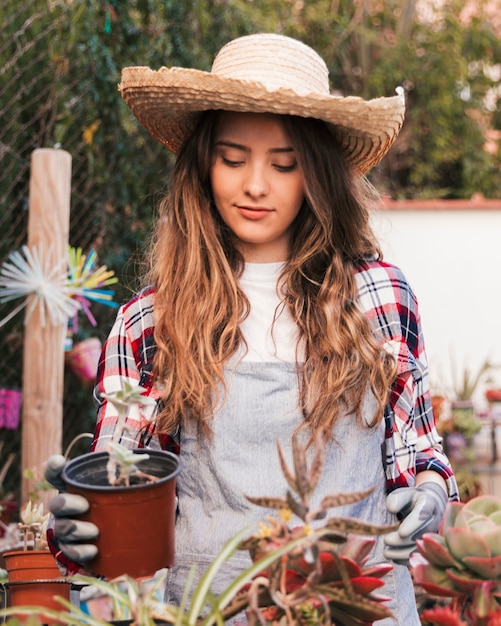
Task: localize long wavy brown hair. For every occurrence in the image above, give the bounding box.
[146,110,397,441]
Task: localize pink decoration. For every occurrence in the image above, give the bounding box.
[65,337,102,385]
[0,388,22,430]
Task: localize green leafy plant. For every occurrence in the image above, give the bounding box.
[449,357,494,403]
[411,494,501,625]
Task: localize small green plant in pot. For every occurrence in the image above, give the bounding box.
[2,501,72,625]
[61,381,182,580]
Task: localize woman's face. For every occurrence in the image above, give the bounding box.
[210,112,305,263]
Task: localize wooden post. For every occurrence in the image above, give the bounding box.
[21,148,72,509]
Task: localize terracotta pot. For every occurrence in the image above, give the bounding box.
[431,394,445,413]
[3,550,64,583]
[485,388,501,403]
[2,550,71,624]
[65,337,102,385]
[63,448,181,580]
[0,387,22,430]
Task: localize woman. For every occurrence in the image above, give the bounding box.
[48,33,458,624]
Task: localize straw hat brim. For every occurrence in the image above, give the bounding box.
[119,66,405,174]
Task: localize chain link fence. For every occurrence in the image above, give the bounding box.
[0,0,168,505]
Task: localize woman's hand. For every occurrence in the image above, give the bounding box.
[383,480,448,565]
[45,455,99,563]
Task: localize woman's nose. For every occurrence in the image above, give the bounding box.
[243,163,269,198]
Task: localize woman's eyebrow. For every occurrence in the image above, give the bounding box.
[214,140,295,154]
[214,140,248,151]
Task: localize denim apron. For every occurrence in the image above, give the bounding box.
[165,361,419,625]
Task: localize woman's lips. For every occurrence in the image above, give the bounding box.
[237,206,272,220]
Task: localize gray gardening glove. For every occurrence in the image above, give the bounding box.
[383,482,448,566]
[45,454,99,563]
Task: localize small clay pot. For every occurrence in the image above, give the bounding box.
[3,550,71,625]
[63,448,181,580]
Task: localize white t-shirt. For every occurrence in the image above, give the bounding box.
[238,262,300,362]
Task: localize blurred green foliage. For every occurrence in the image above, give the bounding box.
[1,0,501,503]
[3,0,501,283]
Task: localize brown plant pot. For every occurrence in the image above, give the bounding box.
[63,448,181,580]
[2,549,71,625]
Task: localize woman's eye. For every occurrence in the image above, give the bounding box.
[274,163,297,173]
[222,156,243,167]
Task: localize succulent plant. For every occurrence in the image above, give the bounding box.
[105,441,152,487]
[101,381,157,486]
[222,435,397,625]
[411,495,501,625]
[18,500,50,550]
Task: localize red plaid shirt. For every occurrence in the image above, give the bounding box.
[92,258,458,501]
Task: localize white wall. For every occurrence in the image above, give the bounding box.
[371,209,501,402]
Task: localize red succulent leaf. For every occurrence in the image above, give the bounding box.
[361,563,394,579]
[462,554,501,579]
[419,581,463,598]
[417,534,461,568]
[284,569,306,592]
[413,563,462,598]
[336,534,375,563]
[486,611,501,626]
[446,567,485,594]
[318,552,361,582]
[298,553,362,582]
[344,575,386,595]
[420,605,467,626]
[470,581,501,621]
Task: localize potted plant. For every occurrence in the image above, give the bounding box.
[2,501,72,624]
[448,358,491,438]
[61,382,181,580]
[433,357,495,501]
[0,435,397,625]
[410,494,501,625]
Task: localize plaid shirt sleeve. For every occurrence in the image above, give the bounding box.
[91,287,179,455]
[356,260,459,501]
[48,288,178,575]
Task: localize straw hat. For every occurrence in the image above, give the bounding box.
[119,33,405,174]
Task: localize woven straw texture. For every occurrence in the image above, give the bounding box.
[119,34,405,173]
